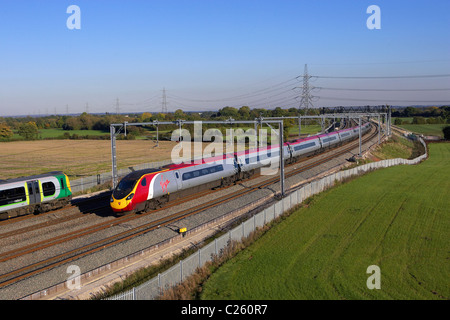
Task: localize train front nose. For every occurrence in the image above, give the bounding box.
[110,194,133,213]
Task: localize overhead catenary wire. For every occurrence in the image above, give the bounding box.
[313,74,450,79]
[317,96,450,103]
[316,87,450,92]
[56,71,450,115]
[167,77,300,103]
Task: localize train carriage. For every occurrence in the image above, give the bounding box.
[318,131,341,148]
[289,136,321,159]
[338,127,357,142]
[236,144,286,173]
[0,171,72,220]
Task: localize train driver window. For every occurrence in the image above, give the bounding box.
[141,178,147,186]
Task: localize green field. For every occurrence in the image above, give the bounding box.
[397,124,446,137]
[12,128,109,140]
[371,134,418,160]
[201,143,450,300]
[288,124,322,137]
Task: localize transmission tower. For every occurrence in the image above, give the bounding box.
[115,98,120,115]
[162,88,168,113]
[298,64,314,115]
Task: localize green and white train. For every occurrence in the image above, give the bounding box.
[0,171,72,220]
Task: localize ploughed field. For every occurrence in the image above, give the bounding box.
[0,124,325,180]
[0,140,220,179]
[201,143,450,300]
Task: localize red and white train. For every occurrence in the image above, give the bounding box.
[110,122,371,214]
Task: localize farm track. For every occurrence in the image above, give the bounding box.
[0,124,378,291]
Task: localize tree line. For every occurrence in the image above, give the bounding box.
[0,106,321,141]
[392,106,450,121]
[4,105,448,141]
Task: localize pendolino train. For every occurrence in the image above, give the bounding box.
[110,122,371,214]
[0,171,72,220]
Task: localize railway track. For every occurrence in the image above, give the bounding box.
[0,121,356,237]
[0,124,379,291]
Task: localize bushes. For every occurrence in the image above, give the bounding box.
[443,126,450,140]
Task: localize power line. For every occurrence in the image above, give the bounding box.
[317,96,450,103]
[314,74,450,79]
[298,64,315,114]
[115,98,120,114]
[167,77,299,103]
[317,87,450,92]
[162,88,168,113]
[309,59,450,66]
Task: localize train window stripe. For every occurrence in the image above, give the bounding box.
[321,136,337,143]
[294,142,316,151]
[182,164,224,181]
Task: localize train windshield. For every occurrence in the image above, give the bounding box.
[113,177,137,199]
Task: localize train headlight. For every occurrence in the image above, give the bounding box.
[126,193,135,201]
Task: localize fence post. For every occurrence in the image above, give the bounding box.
[180,260,183,282]
[158,273,161,295]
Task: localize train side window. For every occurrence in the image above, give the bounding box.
[141,178,147,186]
[60,178,65,189]
[42,182,56,197]
[175,172,179,179]
[0,187,26,206]
[182,172,192,181]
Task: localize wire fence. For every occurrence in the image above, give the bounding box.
[106,137,427,300]
[69,159,173,194]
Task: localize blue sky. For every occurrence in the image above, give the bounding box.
[0,0,449,116]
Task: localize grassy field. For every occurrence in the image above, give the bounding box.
[370,135,416,160]
[200,143,450,300]
[397,124,446,137]
[11,128,110,140]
